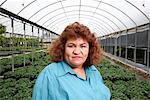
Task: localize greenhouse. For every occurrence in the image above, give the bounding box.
[0,0,150,100]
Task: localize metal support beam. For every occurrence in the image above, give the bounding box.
[11,18,14,72]
[114,34,117,56]
[0,7,58,35]
[134,28,137,63]
[31,25,34,65]
[125,30,128,59]
[23,23,26,67]
[147,24,150,71]
[119,32,121,57]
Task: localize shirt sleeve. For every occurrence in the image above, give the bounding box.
[96,70,104,83]
[96,69,111,100]
[32,67,56,100]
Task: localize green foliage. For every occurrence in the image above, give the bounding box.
[0,51,48,100]
[0,24,6,46]
[0,24,42,49]
[0,55,150,100]
[0,51,49,75]
[26,37,39,47]
[0,35,5,46]
[99,58,150,100]
[0,24,6,34]
[11,36,39,47]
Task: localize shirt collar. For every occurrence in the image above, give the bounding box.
[57,61,76,77]
[57,61,97,77]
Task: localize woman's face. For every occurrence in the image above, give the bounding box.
[64,38,89,68]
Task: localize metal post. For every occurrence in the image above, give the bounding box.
[134,28,137,63]
[125,30,128,60]
[108,36,110,53]
[23,23,26,67]
[144,49,146,65]
[50,31,51,43]
[31,25,34,65]
[110,36,112,54]
[119,32,121,57]
[42,29,44,49]
[147,24,150,71]
[49,32,50,45]
[104,37,106,52]
[114,34,117,56]
[105,37,107,52]
[11,18,14,72]
[38,28,39,48]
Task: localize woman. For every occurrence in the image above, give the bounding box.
[32,22,111,100]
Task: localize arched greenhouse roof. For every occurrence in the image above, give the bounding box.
[0,0,150,37]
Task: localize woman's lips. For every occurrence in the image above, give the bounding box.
[72,56,81,58]
[72,56,82,60]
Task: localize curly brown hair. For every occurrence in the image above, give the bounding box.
[48,22,102,67]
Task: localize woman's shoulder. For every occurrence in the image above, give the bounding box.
[89,65,98,71]
[41,61,64,76]
[89,65,100,74]
[89,65,103,79]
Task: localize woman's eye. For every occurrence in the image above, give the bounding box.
[67,45,74,48]
[81,45,86,48]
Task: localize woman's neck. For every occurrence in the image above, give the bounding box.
[72,67,86,80]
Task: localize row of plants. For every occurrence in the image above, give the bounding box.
[0,65,47,99]
[0,52,150,100]
[98,59,150,100]
[0,46,44,57]
[0,51,50,100]
[0,24,44,50]
[0,46,43,51]
[0,51,49,75]
[0,36,41,47]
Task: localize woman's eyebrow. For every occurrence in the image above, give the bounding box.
[66,43,75,45]
[81,43,88,45]
[67,43,87,45]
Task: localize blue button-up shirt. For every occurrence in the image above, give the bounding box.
[32,61,111,100]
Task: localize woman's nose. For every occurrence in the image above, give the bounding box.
[73,47,81,54]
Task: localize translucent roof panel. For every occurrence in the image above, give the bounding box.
[0,0,150,37]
